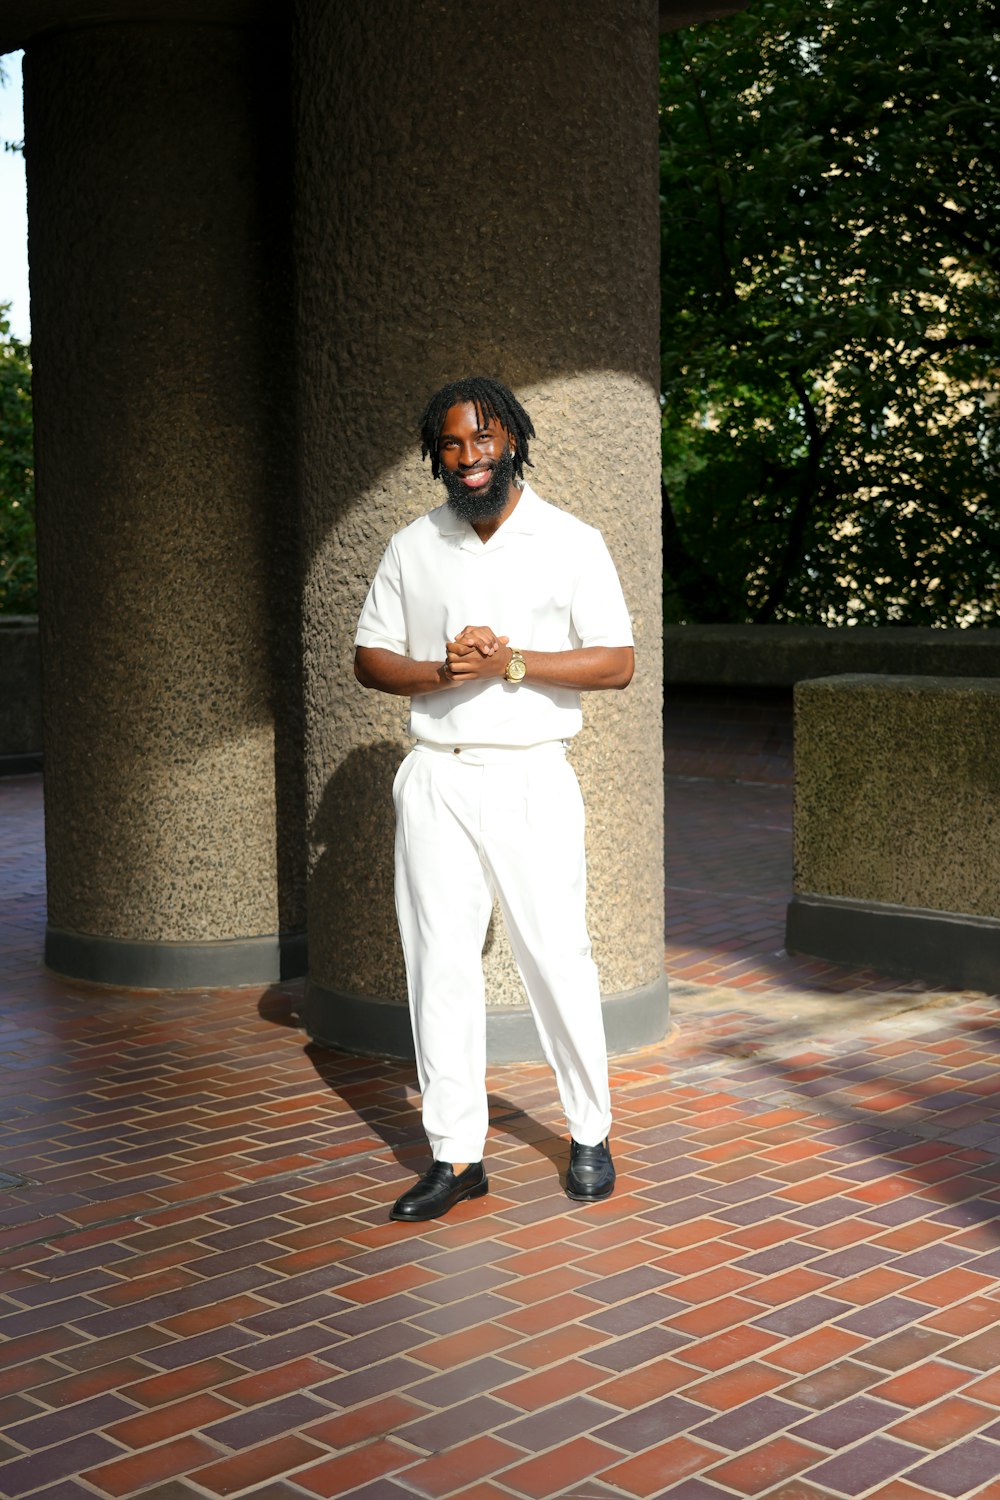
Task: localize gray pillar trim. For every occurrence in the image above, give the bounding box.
[786,893,1000,994]
[303,975,670,1064]
[44,926,307,989]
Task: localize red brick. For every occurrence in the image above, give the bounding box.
[415,1322,522,1369]
[0,1326,86,1369]
[745,1268,834,1308]
[871,1361,973,1406]
[902,1268,998,1307]
[667,1266,756,1303]
[678,1322,783,1371]
[590,1358,696,1410]
[337,1263,439,1304]
[0,1357,66,1399]
[833,1268,918,1304]
[888,1395,994,1449]
[305,1394,426,1448]
[498,1291,599,1335]
[706,1435,820,1494]
[600,1436,718,1497]
[499,1243,577,1278]
[83,1434,220,1496]
[94,1266,203,1307]
[158,1292,272,1337]
[868,1484,962,1500]
[765,1326,865,1374]
[293,1438,412,1496]
[496,1359,598,1410]
[124,1356,247,1407]
[106,1392,237,1449]
[392,1436,524,1499]
[195,1434,328,1495]
[219,1355,338,1407]
[685,1361,790,1409]
[501,1324,605,1369]
[921,1294,1000,1334]
[504,1437,621,1498]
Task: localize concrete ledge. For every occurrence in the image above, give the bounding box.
[787,674,1000,992]
[787,894,1000,995]
[0,616,42,761]
[0,752,44,777]
[791,675,1000,917]
[303,975,670,1064]
[44,926,307,989]
[665,624,1000,688]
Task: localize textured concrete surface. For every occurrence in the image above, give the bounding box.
[794,675,1000,918]
[24,25,303,952]
[0,619,41,756]
[294,1,663,1014]
[665,624,1000,688]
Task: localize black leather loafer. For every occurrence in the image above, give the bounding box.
[389,1161,488,1222]
[566,1138,615,1201]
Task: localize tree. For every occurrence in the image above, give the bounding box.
[660,0,1000,625]
[0,303,35,614]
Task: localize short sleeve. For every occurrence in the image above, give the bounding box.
[571,530,634,648]
[355,539,407,653]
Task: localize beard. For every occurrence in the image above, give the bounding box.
[442,447,516,523]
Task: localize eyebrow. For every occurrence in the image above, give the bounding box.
[439,425,494,441]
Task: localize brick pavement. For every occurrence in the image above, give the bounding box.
[1,698,1000,1500]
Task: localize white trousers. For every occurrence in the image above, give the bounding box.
[393,741,613,1164]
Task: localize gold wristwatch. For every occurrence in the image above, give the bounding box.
[504,648,527,683]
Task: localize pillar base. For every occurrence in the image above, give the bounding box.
[303,975,669,1063]
[44,926,307,989]
[786,894,1000,994]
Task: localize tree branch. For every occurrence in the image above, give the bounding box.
[662,479,735,623]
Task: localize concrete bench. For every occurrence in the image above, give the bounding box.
[785,674,1000,994]
[0,616,42,770]
[665,624,1000,688]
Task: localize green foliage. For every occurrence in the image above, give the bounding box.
[660,0,1000,624]
[0,304,35,614]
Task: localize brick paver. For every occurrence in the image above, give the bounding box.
[2,694,1000,1498]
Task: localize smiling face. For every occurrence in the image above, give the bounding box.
[437,401,518,523]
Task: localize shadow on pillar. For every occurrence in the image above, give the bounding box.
[302,740,669,1064]
[294,0,668,1059]
[27,21,306,989]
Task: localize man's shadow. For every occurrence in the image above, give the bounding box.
[301,1040,569,1187]
[259,736,569,1183]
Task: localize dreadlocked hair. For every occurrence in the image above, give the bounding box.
[419,376,536,481]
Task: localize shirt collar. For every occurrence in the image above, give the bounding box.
[431,483,541,549]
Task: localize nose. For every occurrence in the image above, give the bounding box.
[457,440,483,469]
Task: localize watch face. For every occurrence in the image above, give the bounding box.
[507,656,527,682]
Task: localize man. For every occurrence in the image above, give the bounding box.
[354,376,634,1222]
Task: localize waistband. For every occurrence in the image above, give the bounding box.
[414,740,568,766]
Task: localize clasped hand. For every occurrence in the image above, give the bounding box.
[444,625,511,680]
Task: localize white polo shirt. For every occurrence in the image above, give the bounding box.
[355,484,634,747]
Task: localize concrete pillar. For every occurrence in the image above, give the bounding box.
[25,21,305,987]
[294,0,667,1059]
